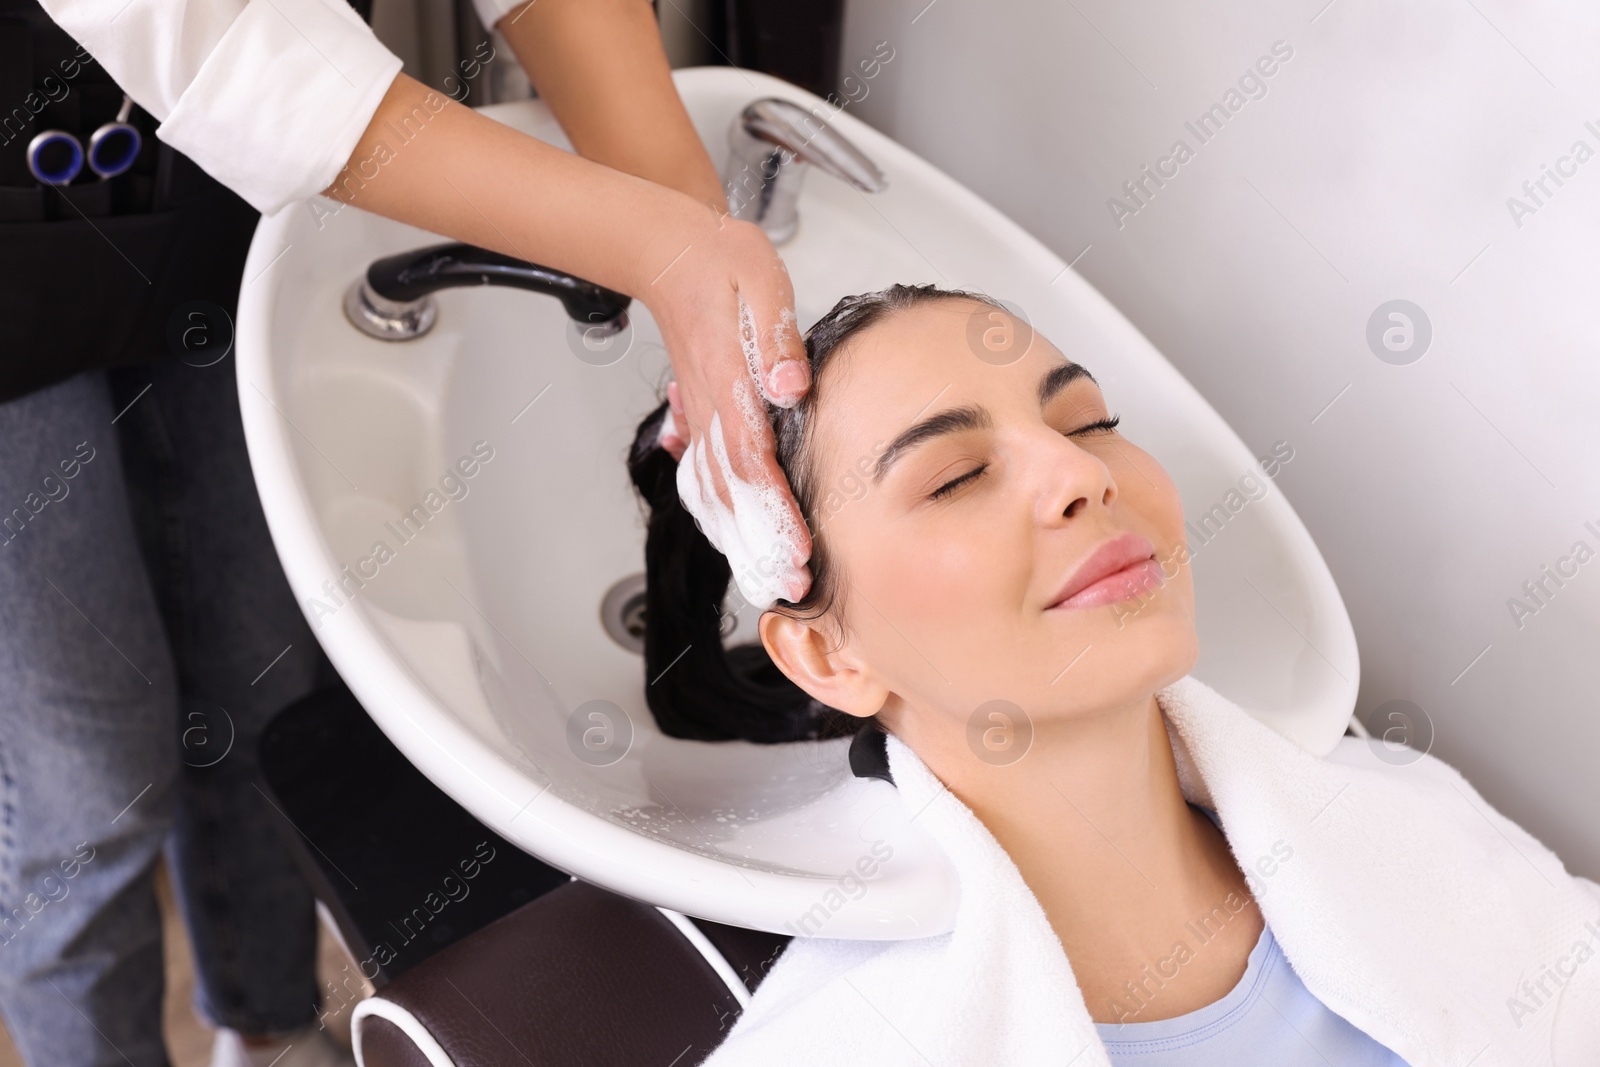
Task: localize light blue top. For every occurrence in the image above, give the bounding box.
[1094,805,1410,1064]
[1094,922,1411,1065]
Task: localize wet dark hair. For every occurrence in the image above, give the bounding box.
[626,283,1005,743]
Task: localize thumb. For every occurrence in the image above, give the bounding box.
[738,288,810,409]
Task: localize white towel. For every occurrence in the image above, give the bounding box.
[703,674,1600,1067]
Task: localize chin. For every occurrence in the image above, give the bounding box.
[1147,617,1201,691]
[1085,609,1199,707]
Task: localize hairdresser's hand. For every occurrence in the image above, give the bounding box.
[324,66,813,606]
[642,217,814,608]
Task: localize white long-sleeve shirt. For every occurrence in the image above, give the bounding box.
[36,0,523,216]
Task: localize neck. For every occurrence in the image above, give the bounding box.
[892,690,1260,1022]
[903,693,1205,925]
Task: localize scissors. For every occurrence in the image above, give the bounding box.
[26,93,141,185]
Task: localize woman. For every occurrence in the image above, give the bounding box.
[3,1,809,1064]
[632,284,1600,1065]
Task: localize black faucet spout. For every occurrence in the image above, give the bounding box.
[346,242,632,342]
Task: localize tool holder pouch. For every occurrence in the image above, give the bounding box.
[0,0,364,402]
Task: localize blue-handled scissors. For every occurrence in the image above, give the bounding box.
[27,94,141,186]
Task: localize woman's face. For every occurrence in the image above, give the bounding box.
[761,296,1197,745]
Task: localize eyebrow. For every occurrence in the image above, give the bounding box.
[871,361,1097,484]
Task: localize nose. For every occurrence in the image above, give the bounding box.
[1027,425,1117,528]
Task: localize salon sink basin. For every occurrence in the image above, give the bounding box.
[236,67,1358,938]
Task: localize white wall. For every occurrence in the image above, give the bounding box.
[841,0,1600,876]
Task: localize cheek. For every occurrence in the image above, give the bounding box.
[846,507,1034,675]
[1111,447,1198,632]
[861,504,1024,600]
[1117,444,1187,548]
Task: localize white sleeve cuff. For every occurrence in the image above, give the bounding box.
[157,0,403,216]
[468,0,523,34]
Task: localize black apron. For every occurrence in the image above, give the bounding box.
[0,0,372,402]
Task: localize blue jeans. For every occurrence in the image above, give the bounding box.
[0,355,328,1065]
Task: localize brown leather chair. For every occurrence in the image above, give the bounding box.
[349,719,903,1066]
[353,879,790,1067]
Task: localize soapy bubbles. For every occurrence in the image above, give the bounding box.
[566,699,634,767]
[966,699,1034,766]
[1364,698,1434,766]
[965,298,1035,366]
[1365,299,1431,365]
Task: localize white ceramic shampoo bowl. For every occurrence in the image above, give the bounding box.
[237,68,1358,939]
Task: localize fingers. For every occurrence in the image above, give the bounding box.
[725,373,814,603]
[658,381,687,461]
[647,220,815,605]
[754,450,814,604]
[733,232,810,409]
[674,393,813,608]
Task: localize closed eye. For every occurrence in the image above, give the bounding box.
[1071,414,1121,436]
[926,414,1121,501]
[929,464,986,500]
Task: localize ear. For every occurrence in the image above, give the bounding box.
[758,610,887,719]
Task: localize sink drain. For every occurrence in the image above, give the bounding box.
[600,573,648,654]
[600,572,738,654]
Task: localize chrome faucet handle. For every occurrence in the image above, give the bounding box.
[722,98,887,244]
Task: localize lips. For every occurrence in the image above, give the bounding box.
[1047,531,1162,611]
